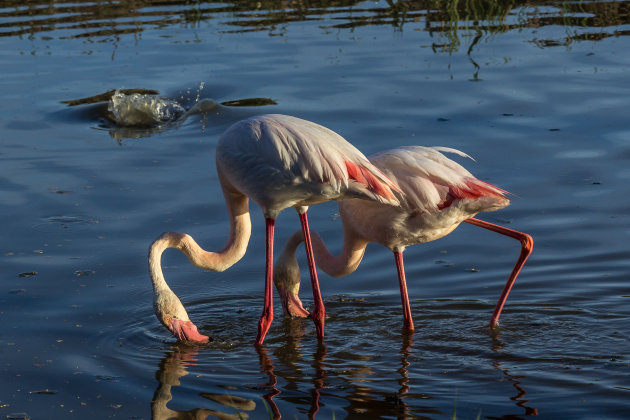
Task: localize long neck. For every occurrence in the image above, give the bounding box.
[212,190,252,270]
[281,221,368,278]
[313,221,369,277]
[149,234,175,294]
[148,192,252,293]
[151,351,192,418]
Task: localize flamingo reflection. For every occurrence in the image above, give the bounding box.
[256,346,282,419]
[255,320,329,420]
[490,332,539,417]
[493,361,539,417]
[394,332,414,419]
[151,345,256,420]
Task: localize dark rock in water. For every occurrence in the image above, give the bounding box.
[61,88,160,106]
[6,413,31,420]
[28,389,57,395]
[221,97,277,107]
[18,272,37,278]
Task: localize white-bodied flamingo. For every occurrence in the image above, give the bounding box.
[273,146,533,330]
[149,114,401,345]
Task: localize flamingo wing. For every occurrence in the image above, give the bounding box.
[369,146,509,214]
[217,114,401,212]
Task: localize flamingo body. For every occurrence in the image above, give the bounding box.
[274,146,533,330]
[149,114,401,345]
[217,114,399,217]
[339,146,509,252]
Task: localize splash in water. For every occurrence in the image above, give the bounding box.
[107,90,185,127]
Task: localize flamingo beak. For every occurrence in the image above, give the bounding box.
[277,287,310,318]
[169,319,210,343]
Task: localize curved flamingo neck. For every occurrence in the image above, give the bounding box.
[281,221,368,278]
[148,193,252,293]
[212,191,252,270]
[148,235,174,294]
[313,225,368,277]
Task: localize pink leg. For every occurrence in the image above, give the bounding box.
[299,211,325,339]
[394,251,415,331]
[256,218,275,346]
[464,218,534,327]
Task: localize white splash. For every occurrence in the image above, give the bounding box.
[107,90,185,127]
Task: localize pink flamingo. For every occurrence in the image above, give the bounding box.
[148,114,401,345]
[274,146,533,330]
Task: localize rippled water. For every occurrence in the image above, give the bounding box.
[1,1,629,419]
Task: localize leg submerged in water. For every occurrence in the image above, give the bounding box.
[464,218,534,327]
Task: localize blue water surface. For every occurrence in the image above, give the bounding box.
[1,1,629,419]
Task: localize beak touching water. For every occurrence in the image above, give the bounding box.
[169,319,210,343]
[276,286,310,318]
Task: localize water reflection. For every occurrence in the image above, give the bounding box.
[256,346,282,419]
[3,0,629,51]
[309,343,327,418]
[395,332,414,418]
[256,318,329,419]
[491,362,540,419]
[489,330,539,418]
[255,324,433,419]
[143,319,543,419]
[152,345,256,420]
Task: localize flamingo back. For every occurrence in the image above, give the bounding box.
[369,146,510,215]
[217,114,401,215]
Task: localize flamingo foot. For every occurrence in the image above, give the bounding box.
[311,308,325,339]
[256,312,274,346]
[487,319,501,329]
[402,320,415,332]
[277,287,310,318]
[169,319,210,343]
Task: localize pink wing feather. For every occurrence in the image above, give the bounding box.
[218,114,402,209]
[368,146,509,214]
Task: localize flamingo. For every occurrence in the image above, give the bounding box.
[148,114,401,345]
[273,146,533,330]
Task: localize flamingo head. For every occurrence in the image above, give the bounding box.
[153,289,210,344]
[272,250,310,318]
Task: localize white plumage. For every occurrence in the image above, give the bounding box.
[273,144,532,332]
[369,146,507,214]
[340,146,510,252]
[149,114,403,345]
[217,114,400,218]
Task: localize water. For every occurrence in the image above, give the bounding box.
[1,1,629,418]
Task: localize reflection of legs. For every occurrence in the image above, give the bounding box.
[299,211,325,339]
[395,332,414,417]
[256,218,275,346]
[309,343,327,419]
[256,346,281,419]
[394,251,415,331]
[464,218,534,327]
